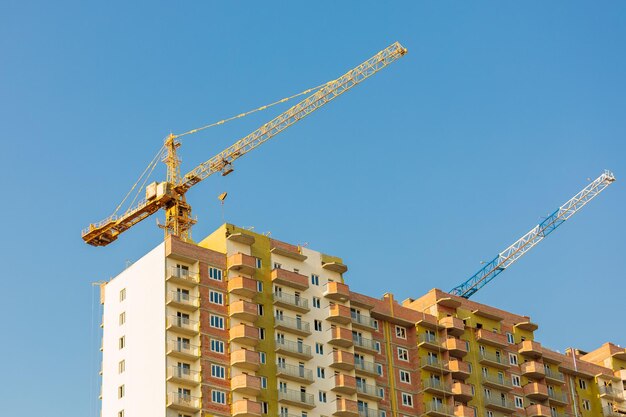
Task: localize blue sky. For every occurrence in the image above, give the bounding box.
[2,2,625,416]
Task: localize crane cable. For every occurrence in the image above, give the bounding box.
[171,80,334,139]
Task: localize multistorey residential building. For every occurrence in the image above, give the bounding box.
[99,223,626,417]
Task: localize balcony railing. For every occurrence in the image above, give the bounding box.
[167,266,199,284]
[276,362,314,382]
[547,391,568,404]
[167,315,199,334]
[273,291,309,310]
[275,315,311,335]
[358,408,384,417]
[351,312,377,329]
[544,368,565,383]
[167,339,200,358]
[479,351,510,368]
[357,382,383,399]
[600,385,625,400]
[421,356,448,371]
[167,365,200,384]
[418,333,441,348]
[482,374,513,390]
[278,388,315,407]
[167,290,200,309]
[354,358,379,375]
[167,392,201,411]
[423,378,452,394]
[423,402,455,416]
[603,405,626,417]
[275,338,312,358]
[353,335,378,352]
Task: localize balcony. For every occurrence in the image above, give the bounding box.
[329,326,354,348]
[547,391,568,405]
[334,398,359,417]
[166,266,199,286]
[544,368,565,384]
[328,304,353,324]
[357,382,383,400]
[353,335,378,353]
[600,385,625,401]
[446,338,468,358]
[228,253,257,275]
[525,404,551,417]
[421,356,449,373]
[523,382,548,400]
[418,333,442,350]
[476,329,509,348]
[354,358,379,377]
[449,359,470,379]
[331,350,355,371]
[167,392,201,413]
[479,351,510,369]
[521,361,545,379]
[167,315,199,335]
[232,399,262,417]
[276,362,314,384]
[278,388,315,409]
[275,338,313,360]
[275,315,311,336]
[167,339,200,360]
[519,340,543,359]
[232,373,261,396]
[230,300,259,322]
[484,394,516,413]
[230,324,259,347]
[452,382,473,402]
[422,379,453,395]
[231,349,260,371]
[167,291,199,311]
[167,365,201,386]
[333,374,357,394]
[351,312,377,331]
[454,405,475,417]
[273,291,310,313]
[271,268,309,290]
[423,402,455,417]
[482,374,513,391]
[324,281,351,302]
[603,405,626,417]
[228,276,258,298]
[440,316,465,337]
[358,408,384,417]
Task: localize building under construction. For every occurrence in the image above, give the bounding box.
[98,224,626,417]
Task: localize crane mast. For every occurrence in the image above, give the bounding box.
[449,170,616,299]
[82,42,407,246]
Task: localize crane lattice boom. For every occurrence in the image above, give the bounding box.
[82,42,407,246]
[449,170,616,299]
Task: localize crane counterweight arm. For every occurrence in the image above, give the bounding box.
[449,170,616,299]
[182,41,407,188]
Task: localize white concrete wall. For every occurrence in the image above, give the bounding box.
[101,243,166,417]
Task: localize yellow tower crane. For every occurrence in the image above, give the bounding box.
[82,42,407,246]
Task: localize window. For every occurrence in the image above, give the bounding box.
[118,360,125,374]
[582,400,591,411]
[259,328,265,340]
[318,391,327,402]
[210,315,225,329]
[512,375,521,387]
[255,257,262,268]
[258,304,264,316]
[311,274,319,286]
[395,326,407,339]
[257,280,263,292]
[397,347,409,361]
[316,343,324,355]
[317,367,325,378]
[211,364,225,379]
[376,363,383,376]
[118,384,125,398]
[515,396,524,409]
[273,262,282,269]
[400,370,411,383]
[509,353,518,365]
[314,320,322,332]
[506,332,514,344]
[260,352,266,364]
[119,312,126,326]
[401,392,413,407]
[209,290,224,305]
[119,288,126,302]
[260,376,267,389]
[261,402,268,414]
[209,267,222,281]
[373,319,379,330]
[212,389,226,404]
[579,379,587,390]
[119,336,125,349]
[312,297,321,308]
[378,387,385,398]
[210,339,225,353]
[375,341,381,353]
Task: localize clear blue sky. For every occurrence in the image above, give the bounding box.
[2,2,625,416]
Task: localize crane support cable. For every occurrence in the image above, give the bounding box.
[172,81,334,139]
[449,170,616,299]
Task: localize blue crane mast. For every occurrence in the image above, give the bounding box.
[450,170,616,299]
